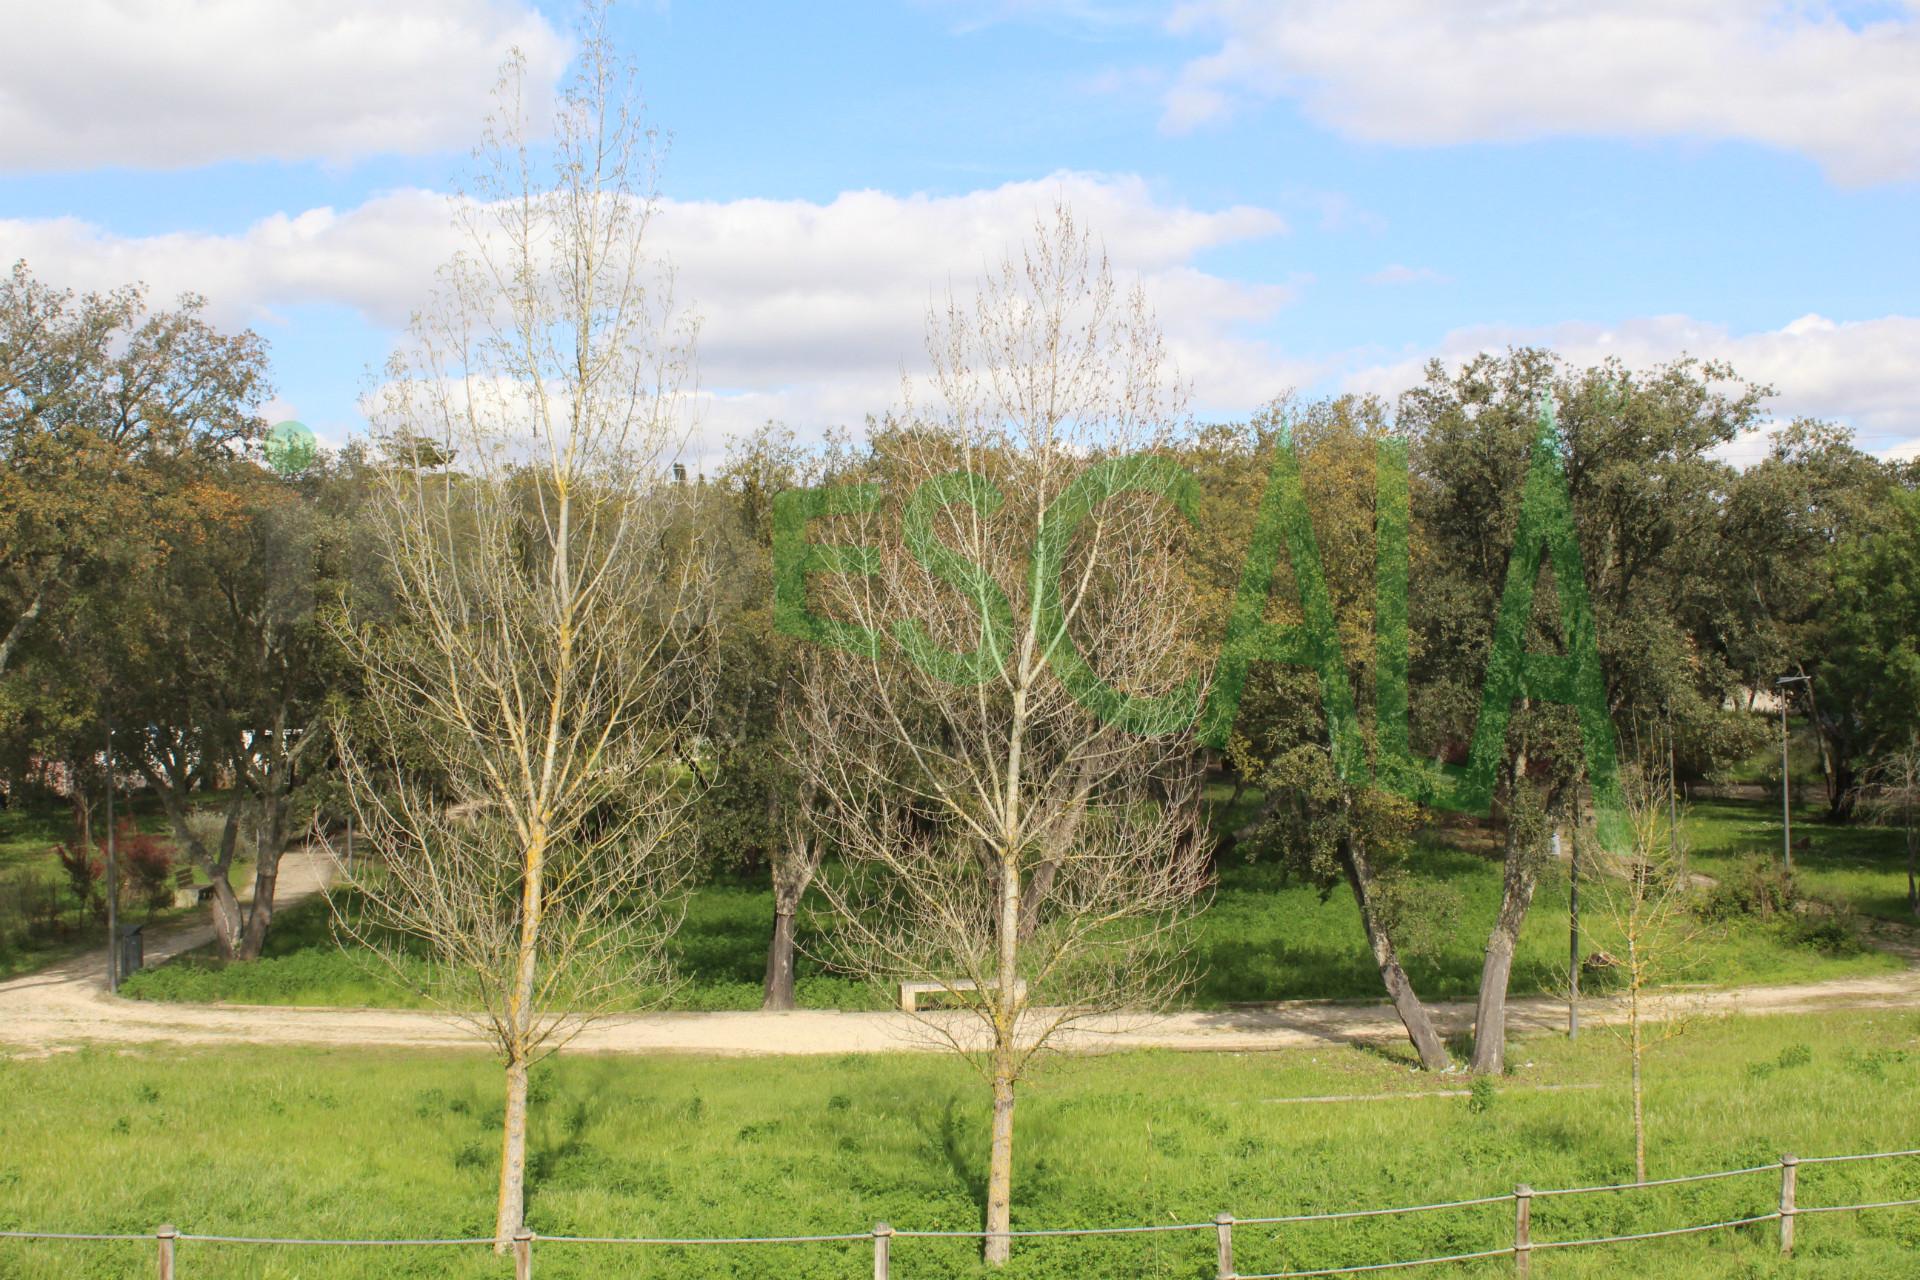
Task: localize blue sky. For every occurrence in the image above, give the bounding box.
[2,0,1916,462]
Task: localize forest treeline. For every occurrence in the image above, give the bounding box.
[5,250,1917,1005]
[3,257,1920,951]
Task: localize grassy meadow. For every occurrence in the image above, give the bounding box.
[2,1009,1917,1278]
[6,724,1918,1278]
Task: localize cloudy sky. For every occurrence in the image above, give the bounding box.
[2,0,1916,466]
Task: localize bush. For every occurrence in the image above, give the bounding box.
[49,822,179,920]
[0,867,64,943]
[1696,855,1796,920]
[1785,914,1861,955]
[116,822,177,911]
[51,840,102,919]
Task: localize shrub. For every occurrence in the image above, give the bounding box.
[1696,855,1796,920]
[115,821,177,911]
[48,822,179,920]
[51,840,102,919]
[1785,914,1860,955]
[0,868,60,953]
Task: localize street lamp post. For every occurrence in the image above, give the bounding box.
[1776,675,1810,873]
[104,724,118,994]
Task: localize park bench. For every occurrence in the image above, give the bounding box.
[173,867,215,909]
[897,978,1027,1013]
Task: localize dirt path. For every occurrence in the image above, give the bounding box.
[4,855,1916,1060]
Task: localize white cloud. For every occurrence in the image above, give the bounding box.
[0,194,463,327]
[0,173,1300,464]
[0,0,568,170]
[1163,1,1920,184]
[1365,264,1450,286]
[657,176,1302,457]
[1339,310,1920,460]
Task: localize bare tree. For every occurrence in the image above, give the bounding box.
[794,208,1210,1266]
[329,12,707,1248]
[1859,737,1920,918]
[1590,771,1708,1183]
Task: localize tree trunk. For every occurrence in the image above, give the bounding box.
[237,799,288,962]
[0,580,48,678]
[762,831,817,1011]
[984,1071,1016,1266]
[761,906,799,1011]
[1018,765,1089,940]
[496,828,546,1248]
[1629,972,1646,1184]
[1342,837,1450,1071]
[1468,827,1541,1075]
[1823,753,1858,820]
[238,863,279,960]
[984,851,1021,1267]
[1800,680,1858,819]
[138,755,246,957]
[1229,795,1283,846]
[495,1050,531,1246]
[1017,859,1058,942]
[207,878,245,961]
[1223,767,1247,816]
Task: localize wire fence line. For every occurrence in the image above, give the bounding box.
[2,1147,1915,1278]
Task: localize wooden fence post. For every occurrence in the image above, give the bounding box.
[1779,1154,1798,1256]
[155,1224,177,1280]
[512,1230,532,1280]
[1214,1212,1235,1279]
[872,1222,894,1280]
[1513,1185,1532,1277]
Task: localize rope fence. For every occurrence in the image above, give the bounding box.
[2,1147,1913,1277]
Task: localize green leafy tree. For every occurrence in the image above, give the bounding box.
[1404,349,1768,1073]
[1712,422,1894,816]
[703,424,838,1009]
[1188,396,1455,1070]
[117,452,343,960]
[0,262,268,678]
[1820,484,1920,792]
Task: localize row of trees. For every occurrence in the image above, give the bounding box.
[6,14,1919,1262]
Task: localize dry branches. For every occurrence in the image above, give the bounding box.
[793,205,1210,1265]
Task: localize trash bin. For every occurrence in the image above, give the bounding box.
[117,924,144,977]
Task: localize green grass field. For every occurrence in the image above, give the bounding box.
[1,1009,1915,1278]
[117,791,1908,1013]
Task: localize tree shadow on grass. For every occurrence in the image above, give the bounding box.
[526,1082,616,1216]
[910,1093,987,1233]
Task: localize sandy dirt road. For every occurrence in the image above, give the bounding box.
[4,853,1916,1059]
